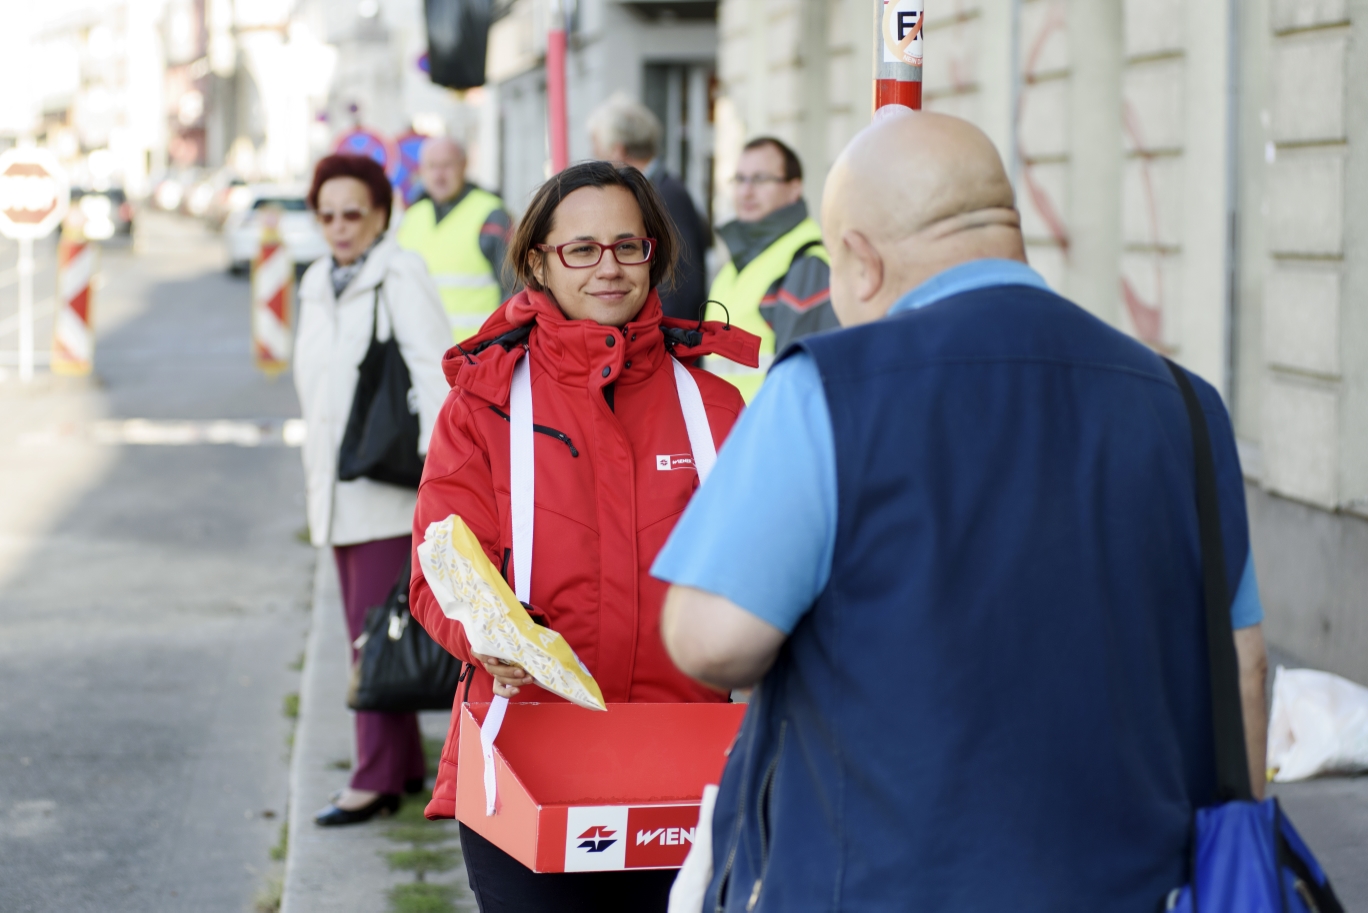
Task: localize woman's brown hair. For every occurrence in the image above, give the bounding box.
[507,161,679,293]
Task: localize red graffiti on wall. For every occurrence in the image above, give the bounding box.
[1120,101,1167,349]
[1014,1,1071,254]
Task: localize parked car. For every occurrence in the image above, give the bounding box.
[69,187,135,240]
[224,187,329,275]
[206,176,250,229]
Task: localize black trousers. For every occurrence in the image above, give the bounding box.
[459,822,677,913]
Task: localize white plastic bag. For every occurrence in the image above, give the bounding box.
[1267,666,1368,782]
[668,784,719,913]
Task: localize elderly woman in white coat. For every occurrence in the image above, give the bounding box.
[293,154,451,826]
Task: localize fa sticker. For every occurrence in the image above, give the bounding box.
[882,0,924,66]
[656,454,695,472]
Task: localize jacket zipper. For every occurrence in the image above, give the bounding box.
[747,720,787,912]
[487,406,579,457]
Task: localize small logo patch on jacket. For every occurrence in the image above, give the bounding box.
[656,454,694,471]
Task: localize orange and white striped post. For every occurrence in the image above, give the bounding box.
[251,210,293,376]
[51,226,97,375]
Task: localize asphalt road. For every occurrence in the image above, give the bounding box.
[0,212,313,913]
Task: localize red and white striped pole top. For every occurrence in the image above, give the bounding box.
[875,0,924,112]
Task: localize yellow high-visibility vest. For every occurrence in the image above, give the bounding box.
[706,218,829,401]
[397,189,505,341]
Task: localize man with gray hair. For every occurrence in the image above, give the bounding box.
[397,136,512,340]
[589,93,709,321]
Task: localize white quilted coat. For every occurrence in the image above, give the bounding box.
[293,235,452,547]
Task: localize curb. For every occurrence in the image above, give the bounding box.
[280,550,474,913]
[280,551,405,912]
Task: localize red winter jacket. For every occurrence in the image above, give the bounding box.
[410,287,759,819]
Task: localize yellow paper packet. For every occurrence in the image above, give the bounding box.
[417,514,606,711]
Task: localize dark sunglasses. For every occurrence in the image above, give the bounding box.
[316,208,370,225]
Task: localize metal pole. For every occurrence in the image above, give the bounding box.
[1223,0,1240,405]
[874,0,924,112]
[546,0,569,173]
[18,236,33,383]
[1008,0,1023,185]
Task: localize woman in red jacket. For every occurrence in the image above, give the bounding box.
[409,161,757,912]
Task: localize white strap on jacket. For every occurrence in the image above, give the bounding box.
[671,356,716,484]
[480,351,532,815]
[509,354,535,605]
[481,348,714,815]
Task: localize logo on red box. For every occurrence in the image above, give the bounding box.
[565,806,628,871]
[625,805,701,869]
[564,803,702,871]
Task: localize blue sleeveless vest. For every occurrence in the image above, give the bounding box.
[706,285,1246,911]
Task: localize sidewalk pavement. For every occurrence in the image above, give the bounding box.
[1264,648,1368,904]
[281,552,477,913]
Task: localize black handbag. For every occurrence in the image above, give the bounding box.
[348,556,465,712]
[337,284,426,489]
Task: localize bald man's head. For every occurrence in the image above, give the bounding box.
[419,136,467,204]
[822,110,1025,326]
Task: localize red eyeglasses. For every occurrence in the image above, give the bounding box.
[537,238,656,269]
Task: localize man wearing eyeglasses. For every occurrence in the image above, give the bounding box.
[397,136,513,341]
[707,137,839,401]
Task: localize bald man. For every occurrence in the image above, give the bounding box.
[397,137,512,340]
[654,111,1270,910]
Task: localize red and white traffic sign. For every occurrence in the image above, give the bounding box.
[252,215,294,375]
[0,147,71,383]
[0,147,70,240]
[52,237,97,375]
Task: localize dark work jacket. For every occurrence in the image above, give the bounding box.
[648,165,710,322]
[707,285,1249,911]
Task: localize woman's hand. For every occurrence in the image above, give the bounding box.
[471,652,535,698]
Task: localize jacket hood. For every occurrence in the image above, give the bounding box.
[441,288,760,405]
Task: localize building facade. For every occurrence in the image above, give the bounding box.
[712,0,1368,681]
[483,0,719,216]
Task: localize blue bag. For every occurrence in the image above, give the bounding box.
[1162,360,1343,913]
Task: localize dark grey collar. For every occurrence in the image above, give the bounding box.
[717,199,809,273]
[431,183,473,224]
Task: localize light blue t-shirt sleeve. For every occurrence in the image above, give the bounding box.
[651,353,838,634]
[1230,551,1264,629]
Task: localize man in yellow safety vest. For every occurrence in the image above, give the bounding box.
[707,136,838,400]
[397,136,512,341]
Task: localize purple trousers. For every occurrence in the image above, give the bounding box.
[334,536,427,794]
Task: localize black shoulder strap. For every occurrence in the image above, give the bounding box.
[371,282,392,343]
[1163,358,1253,802]
[788,239,824,270]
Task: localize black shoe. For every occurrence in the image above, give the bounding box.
[332,781,422,800]
[313,793,400,826]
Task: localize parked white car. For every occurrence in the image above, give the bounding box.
[224,187,329,275]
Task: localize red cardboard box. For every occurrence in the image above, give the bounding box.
[455,702,746,872]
